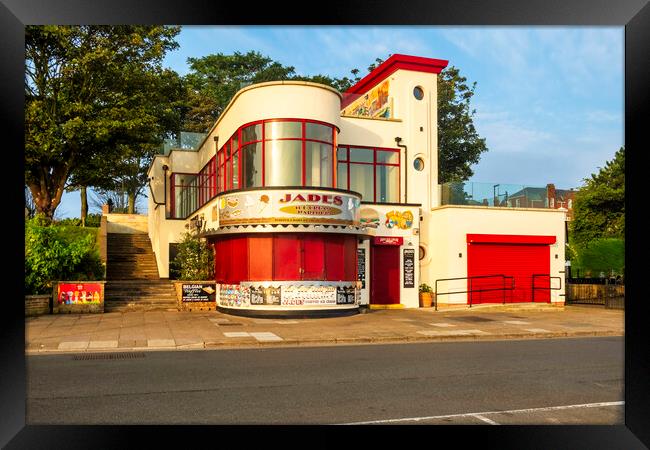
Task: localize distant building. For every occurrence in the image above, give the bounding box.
[506,184,575,219]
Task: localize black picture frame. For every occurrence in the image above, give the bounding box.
[4,0,648,448]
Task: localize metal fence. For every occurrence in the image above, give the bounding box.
[566,284,625,309]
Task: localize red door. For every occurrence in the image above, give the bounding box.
[371,244,400,305]
[467,236,552,304]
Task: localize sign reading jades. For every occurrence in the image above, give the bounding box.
[218,284,358,309]
[218,189,362,227]
[181,283,216,302]
[53,281,104,314]
[342,79,392,119]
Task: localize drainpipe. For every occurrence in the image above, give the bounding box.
[149,164,169,211]
[395,137,408,203]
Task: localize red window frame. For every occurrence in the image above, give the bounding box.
[336,145,401,203]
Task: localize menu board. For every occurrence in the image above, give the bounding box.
[357,248,366,289]
[249,286,281,305]
[182,283,216,302]
[336,286,356,305]
[403,248,415,288]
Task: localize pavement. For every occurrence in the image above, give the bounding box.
[24,303,624,354]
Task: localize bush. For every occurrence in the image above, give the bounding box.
[570,238,624,278]
[170,232,214,281]
[25,215,105,294]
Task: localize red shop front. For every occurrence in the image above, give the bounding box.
[212,233,358,284]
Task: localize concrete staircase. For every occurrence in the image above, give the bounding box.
[105,233,178,312]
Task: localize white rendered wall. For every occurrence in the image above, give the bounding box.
[423,206,567,305]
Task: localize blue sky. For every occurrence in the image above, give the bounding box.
[56,26,623,218]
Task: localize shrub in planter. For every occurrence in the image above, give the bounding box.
[170,232,215,281]
[419,283,434,308]
[25,215,105,295]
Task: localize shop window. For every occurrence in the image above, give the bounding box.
[337,145,401,203]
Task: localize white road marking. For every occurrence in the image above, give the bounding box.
[524,328,551,333]
[429,323,456,327]
[147,339,175,347]
[503,320,531,325]
[339,401,625,425]
[250,332,283,342]
[210,318,231,324]
[223,332,251,338]
[473,414,499,425]
[417,329,490,336]
[88,340,118,349]
[58,341,89,350]
[275,320,299,324]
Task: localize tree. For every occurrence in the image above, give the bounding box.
[25,25,181,221]
[570,147,625,246]
[437,66,488,183]
[181,51,362,133]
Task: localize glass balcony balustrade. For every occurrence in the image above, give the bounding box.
[159,131,207,156]
[440,182,574,210]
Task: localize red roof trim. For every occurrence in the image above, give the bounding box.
[466,234,557,245]
[341,54,449,109]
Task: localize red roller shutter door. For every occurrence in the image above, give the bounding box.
[467,235,554,304]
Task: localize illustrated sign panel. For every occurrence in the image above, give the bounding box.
[249,286,281,305]
[57,283,102,305]
[373,236,404,246]
[357,248,366,289]
[403,248,415,288]
[342,79,392,119]
[182,283,216,302]
[218,189,361,227]
[280,286,337,306]
[336,286,356,305]
[219,284,251,308]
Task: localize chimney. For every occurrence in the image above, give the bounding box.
[546,184,556,208]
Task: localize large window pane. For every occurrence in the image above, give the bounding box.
[305,142,333,187]
[349,164,374,201]
[349,147,374,163]
[337,163,348,190]
[241,142,262,188]
[376,165,399,203]
[336,146,348,161]
[376,150,399,164]
[305,122,333,143]
[264,121,302,140]
[264,140,302,186]
[241,124,262,143]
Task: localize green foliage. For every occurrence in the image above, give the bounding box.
[25,25,182,219]
[25,215,105,294]
[170,232,215,281]
[570,147,625,246]
[569,238,624,278]
[419,283,433,293]
[437,66,488,183]
[84,213,102,227]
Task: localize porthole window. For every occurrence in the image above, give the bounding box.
[419,245,426,260]
[413,157,425,171]
[413,86,424,100]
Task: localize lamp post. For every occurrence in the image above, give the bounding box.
[493,184,500,206]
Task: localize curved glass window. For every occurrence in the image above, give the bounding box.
[171,119,337,218]
[265,140,302,186]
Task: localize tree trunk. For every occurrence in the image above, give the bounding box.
[127,191,136,214]
[80,186,88,226]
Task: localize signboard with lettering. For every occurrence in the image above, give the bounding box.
[57,283,102,305]
[181,283,216,302]
[357,248,366,289]
[280,285,337,306]
[218,189,362,227]
[373,236,404,246]
[403,248,415,288]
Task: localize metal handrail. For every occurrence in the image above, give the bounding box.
[531,274,562,303]
[434,274,515,311]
